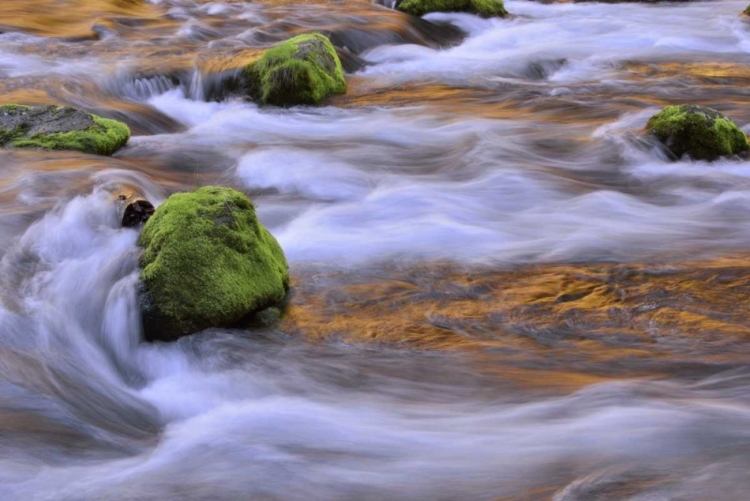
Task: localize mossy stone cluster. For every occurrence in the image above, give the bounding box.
[0,105,130,156]
[137,186,290,341]
[244,33,347,107]
[646,105,749,161]
[397,0,508,18]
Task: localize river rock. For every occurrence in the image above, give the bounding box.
[137,186,289,341]
[646,105,749,161]
[396,0,508,18]
[0,105,130,156]
[119,196,155,228]
[243,33,347,107]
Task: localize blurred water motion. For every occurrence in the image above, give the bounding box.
[1,0,750,499]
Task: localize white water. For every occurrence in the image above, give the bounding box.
[363,0,750,85]
[2,0,750,499]
[136,92,750,264]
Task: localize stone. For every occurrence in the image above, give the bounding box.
[0,105,130,156]
[396,0,508,18]
[646,105,749,161]
[137,186,289,341]
[244,33,347,107]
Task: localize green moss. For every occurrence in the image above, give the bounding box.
[10,116,130,156]
[744,4,750,15]
[397,0,508,17]
[646,105,749,161]
[244,33,347,107]
[138,186,289,341]
[0,104,30,114]
[0,104,130,156]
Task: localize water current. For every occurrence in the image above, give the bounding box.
[1,0,750,499]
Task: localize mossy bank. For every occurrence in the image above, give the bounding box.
[244,33,347,107]
[0,105,130,156]
[397,0,508,18]
[646,105,749,161]
[137,186,289,342]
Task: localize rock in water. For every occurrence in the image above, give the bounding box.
[396,0,508,18]
[0,105,130,156]
[243,33,347,107]
[137,186,289,342]
[120,196,155,228]
[646,105,749,161]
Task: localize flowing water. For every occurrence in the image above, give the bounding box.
[2,0,750,499]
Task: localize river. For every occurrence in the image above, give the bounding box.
[1,0,750,499]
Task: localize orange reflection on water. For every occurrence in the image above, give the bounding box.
[280,258,750,387]
[0,0,165,38]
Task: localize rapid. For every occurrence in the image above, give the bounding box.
[1,0,750,499]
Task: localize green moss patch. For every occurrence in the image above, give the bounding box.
[138,186,289,341]
[397,0,508,18]
[646,105,749,161]
[244,33,347,107]
[0,104,130,156]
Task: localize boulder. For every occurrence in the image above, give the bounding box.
[137,186,289,341]
[0,105,130,156]
[243,33,347,107]
[646,105,749,161]
[396,0,508,18]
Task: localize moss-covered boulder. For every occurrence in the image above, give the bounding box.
[244,33,347,107]
[646,105,749,161]
[397,0,508,18]
[743,4,750,15]
[137,186,289,341]
[0,105,130,156]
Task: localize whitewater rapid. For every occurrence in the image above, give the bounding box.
[1,0,750,499]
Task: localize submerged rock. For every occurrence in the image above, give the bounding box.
[137,186,289,341]
[396,0,508,18]
[646,105,749,161]
[243,33,347,107]
[0,105,130,156]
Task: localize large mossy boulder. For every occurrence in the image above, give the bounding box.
[646,105,749,161]
[397,0,508,18]
[243,33,347,107]
[137,186,289,342]
[0,105,130,156]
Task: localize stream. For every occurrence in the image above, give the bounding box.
[1,0,750,499]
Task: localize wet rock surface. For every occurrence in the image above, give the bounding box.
[0,105,93,136]
[120,197,155,228]
[0,104,130,155]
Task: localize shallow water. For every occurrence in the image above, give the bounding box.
[1,0,750,499]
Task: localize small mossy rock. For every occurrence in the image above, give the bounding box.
[137,186,289,341]
[646,105,749,161]
[0,105,130,156]
[397,0,508,18]
[244,33,347,107]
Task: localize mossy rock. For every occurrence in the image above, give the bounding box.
[0,105,130,156]
[137,186,290,341]
[744,4,750,15]
[646,105,749,161]
[244,33,347,107]
[397,0,508,18]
